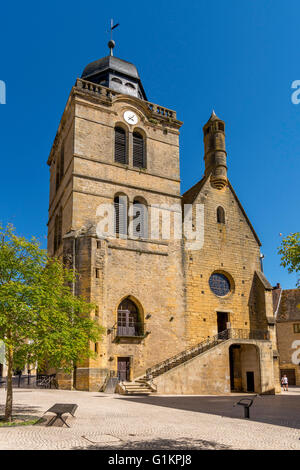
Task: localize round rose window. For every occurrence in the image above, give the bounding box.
[209,273,231,297]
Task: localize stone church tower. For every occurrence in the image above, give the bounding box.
[47,42,281,394]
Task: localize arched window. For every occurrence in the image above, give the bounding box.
[117,298,141,337]
[133,199,148,238]
[217,206,225,224]
[115,127,127,164]
[133,132,146,168]
[114,195,127,235]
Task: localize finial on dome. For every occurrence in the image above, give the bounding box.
[108,19,119,57]
[108,39,115,56]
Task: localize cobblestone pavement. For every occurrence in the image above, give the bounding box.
[0,388,300,450]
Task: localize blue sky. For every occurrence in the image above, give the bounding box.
[0,0,299,288]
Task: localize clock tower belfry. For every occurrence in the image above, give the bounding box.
[47,41,185,390]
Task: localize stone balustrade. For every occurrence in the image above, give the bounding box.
[75,78,176,120]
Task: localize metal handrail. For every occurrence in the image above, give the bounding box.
[145,329,269,378]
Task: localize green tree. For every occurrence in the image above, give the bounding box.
[278,232,300,287]
[0,224,104,421]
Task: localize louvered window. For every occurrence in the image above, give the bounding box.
[53,208,62,253]
[114,196,127,235]
[115,127,127,164]
[133,132,145,168]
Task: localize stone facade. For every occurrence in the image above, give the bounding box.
[46,53,280,394]
[275,287,300,385]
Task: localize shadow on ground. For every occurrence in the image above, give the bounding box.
[72,437,231,450]
[0,404,41,414]
[115,394,300,430]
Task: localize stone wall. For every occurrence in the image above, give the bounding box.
[153,339,276,395]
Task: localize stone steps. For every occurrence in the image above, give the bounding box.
[120,380,155,395]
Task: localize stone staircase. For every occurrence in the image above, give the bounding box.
[118,377,156,395]
[119,329,269,395]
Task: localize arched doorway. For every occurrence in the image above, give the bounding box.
[117,298,141,337]
[229,344,261,393]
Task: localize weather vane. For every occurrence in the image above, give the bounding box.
[108,19,120,56]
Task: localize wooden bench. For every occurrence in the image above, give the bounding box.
[44,403,78,427]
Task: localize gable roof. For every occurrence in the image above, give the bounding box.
[182,175,208,205]
[255,270,273,290]
[182,176,261,246]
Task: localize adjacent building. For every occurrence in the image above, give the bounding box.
[274,285,300,385]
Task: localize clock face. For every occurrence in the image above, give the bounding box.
[124,110,138,125]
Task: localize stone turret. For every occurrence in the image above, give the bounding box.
[203,111,228,190]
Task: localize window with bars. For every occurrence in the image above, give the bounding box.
[114,196,127,235]
[133,132,146,168]
[133,200,148,238]
[114,127,127,164]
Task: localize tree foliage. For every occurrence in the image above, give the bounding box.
[278,232,300,287]
[0,224,104,420]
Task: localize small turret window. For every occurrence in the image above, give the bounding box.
[218,122,225,132]
[217,206,225,224]
[111,77,122,84]
[204,127,210,136]
[115,127,127,164]
[133,132,146,168]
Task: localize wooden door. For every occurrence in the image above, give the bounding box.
[118,357,130,382]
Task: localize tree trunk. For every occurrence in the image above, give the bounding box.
[4,345,13,421]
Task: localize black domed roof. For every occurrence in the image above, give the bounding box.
[82,56,140,81]
[81,54,147,100]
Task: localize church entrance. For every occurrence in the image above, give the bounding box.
[217,312,229,333]
[117,357,130,382]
